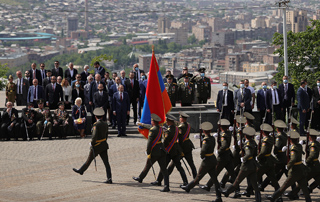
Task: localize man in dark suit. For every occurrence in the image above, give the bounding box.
[84,75,93,114]
[124,72,140,125]
[257,82,268,124]
[278,75,295,121]
[80,65,90,83]
[65,62,78,85]
[94,61,105,79]
[138,74,147,121]
[266,81,283,125]
[216,82,234,123]
[132,64,145,81]
[297,80,310,136]
[52,61,63,79]
[312,78,320,130]
[15,70,29,106]
[42,70,52,88]
[120,70,128,85]
[45,76,63,109]
[39,63,47,85]
[302,79,313,131]
[113,85,130,137]
[27,79,44,108]
[1,102,19,141]
[24,71,32,86]
[93,83,110,121]
[29,63,42,86]
[71,74,85,88]
[89,74,106,109]
[163,70,177,84]
[109,77,125,128]
[234,80,251,114]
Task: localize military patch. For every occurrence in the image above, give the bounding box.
[247,142,250,146]
[262,142,266,146]
[245,147,249,150]
[276,138,279,141]
[311,143,315,146]
[203,140,206,144]
[221,137,224,142]
[148,132,152,137]
[165,133,168,138]
[291,151,295,156]
[179,129,182,134]
[91,126,96,132]
[311,147,315,152]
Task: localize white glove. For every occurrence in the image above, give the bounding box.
[255,135,260,141]
[282,146,288,152]
[317,137,320,142]
[241,157,244,163]
[194,134,200,139]
[213,133,218,138]
[232,145,236,150]
[162,126,168,131]
[89,142,92,146]
[215,150,218,155]
[238,140,241,146]
[285,165,288,170]
[299,140,305,145]
[303,160,306,164]
[229,126,234,132]
[255,157,258,162]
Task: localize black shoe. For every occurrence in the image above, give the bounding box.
[241,190,254,197]
[199,185,210,192]
[180,185,190,193]
[258,184,264,191]
[73,168,83,175]
[220,182,225,188]
[105,178,112,184]
[213,197,222,202]
[49,137,53,140]
[112,126,116,129]
[122,134,127,137]
[132,176,142,183]
[276,197,283,202]
[232,192,241,198]
[151,181,161,186]
[160,186,170,192]
[266,195,274,201]
[284,192,299,200]
[222,190,229,197]
[117,134,122,137]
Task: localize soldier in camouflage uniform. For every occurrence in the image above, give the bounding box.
[36,99,53,140]
[181,122,222,202]
[195,68,211,104]
[178,76,194,106]
[53,102,70,139]
[6,75,16,105]
[165,75,178,107]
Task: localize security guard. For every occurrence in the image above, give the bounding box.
[6,75,16,105]
[222,126,261,202]
[133,114,170,192]
[36,99,53,140]
[53,102,70,139]
[73,108,112,183]
[165,75,178,107]
[178,76,195,106]
[181,122,222,202]
[267,131,311,202]
[200,119,236,192]
[151,114,188,187]
[195,67,211,104]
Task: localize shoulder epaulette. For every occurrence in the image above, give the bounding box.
[190,82,193,84]
[311,142,315,146]
[173,83,177,85]
[247,142,250,146]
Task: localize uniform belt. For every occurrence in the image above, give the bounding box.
[96,138,106,143]
[184,138,189,141]
[248,157,253,160]
[294,161,302,165]
[225,148,230,151]
[314,159,318,161]
[205,153,214,157]
[278,150,284,152]
[156,141,162,144]
[265,154,271,157]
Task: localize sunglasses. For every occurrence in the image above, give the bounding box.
[41,66,45,67]
[25,73,30,74]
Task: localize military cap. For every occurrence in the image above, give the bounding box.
[166,114,176,121]
[201,122,213,131]
[236,115,247,124]
[288,130,300,139]
[309,129,319,136]
[243,112,254,120]
[274,120,287,128]
[27,102,34,106]
[218,119,230,126]
[8,75,13,79]
[291,116,299,125]
[243,126,256,136]
[93,108,105,116]
[260,123,273,132]
[151,113,161,122]
[166,74,174,79]
[37,99,45,105]
[179,111,189,118]
[58,101,65,106]
[198,67,206,73]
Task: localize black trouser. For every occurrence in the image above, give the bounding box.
[206,158,236,188]
[282,100,291,121]
[168,151,197,179]
[197,97,207,104]
[127,100,137,124]
[20,121,36,140]
[266,104,282,124]
[312,108,320,130]
[16,94,26,106]
[259,109,267,125]
[290,168,320,196]
[1,122,19,140]
[221,106,232,124]
[79,149,112,179]
[139,153,169,186]
[157,153,188,184]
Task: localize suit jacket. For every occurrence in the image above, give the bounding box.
[72,105,87,120]
[108,83,127,100]
[257,89,268,111]
[42,77,51,88]
[234,88,251,111]
[120,77,128,85]
[313,86,320,109]
[266,88,283,110]
[297,87,310,110]
[139,80,147,104]
[306,87,313,103]
[84,83,91,104]
[94,66,105,79]
[27,85,44,103]
[278,83,295,106]
[14,78,29,99]
[2,108,19,125]
[89,81,106,102]
[72,89,85,104]
[39,69,47,84]
[93,91,110,110]
[80,71,90,82]
[29,69,42,85]
[124,79,140,102]
[45,83,63,105]
[133,69,144,80]
[112,92,130,114]
[51,67,63,78]
[216,90,234,111]
[65,68,78,84]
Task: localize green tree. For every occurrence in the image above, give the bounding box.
[90,54,115,74]
[273,20,320,90]
[188,34,196,44]
[0,63,9,90]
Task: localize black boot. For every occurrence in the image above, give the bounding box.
[232,192,241,198]
[160,185,170,192]
[180,181,188,187]
[132,176,142,183]
[180,185,190,193]
[213,197,222,202]
[105,178,112,184]
[199,184,210,192]
[150,181,161,186]
[220,182,225,188]
[72,168,83,175]
[275,197,283,202]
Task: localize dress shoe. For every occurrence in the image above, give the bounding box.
[221,190,229,197]
[199,185,210,192]
[122,134,127,137]
[232,192,241,198]
[266,195,275,202]
[180,182,188,187]
[105,178,112,184]
[284,192,299,200]
[180,185,190,193]
[160,186,170,192]
[108,123,112,126]
[73,168,83,175]
[132,176,142,183]
[213,197,222,202]
[117,134,122,137]
[241,190,254,197]
[151,181,161,186]
[112,126,116,129]
[220,182,225,188]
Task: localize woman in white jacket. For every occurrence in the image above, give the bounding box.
[61,79,72,109]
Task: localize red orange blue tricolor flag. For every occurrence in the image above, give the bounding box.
[138,48,172,138]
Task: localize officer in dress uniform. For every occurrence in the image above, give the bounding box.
[36,99,53,140]
[6,75,16,105]
[181,122,222,202]
[21,103,37,141]
[133,114,170,192]
[150,114,188,187]
[178,76,194,106]
[165,75,178,107]
[195,67,211,104]
[267,131,311,202]
[200,119,236,192]
[73,108,112,184]
[53,102,70,139]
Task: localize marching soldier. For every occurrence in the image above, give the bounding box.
[133,114,170,192]
[267,131,311,202]
[36,99,53,140]
[181,122,222,202]
[150,114,188,187]
[6,75,16,105]
[290,116,299,131]
[222,127,261,202]
[165,75,178,107]
[200,119,236,192]
[53,102,70,139]
[73,108,112,184]
[1,102,19,141]
[21,103,37,141]
[178,76,195,106]
[243,112,255,127]
[195,67,211,104]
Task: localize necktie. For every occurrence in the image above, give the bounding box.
[131,80,133,88]
[274,90,278,104]
[223,91,226,104]
[120,93,123,101]
[33,70,36,79]
[34,86,36,99]
[52,84,55,91]
[18,79,21,94]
